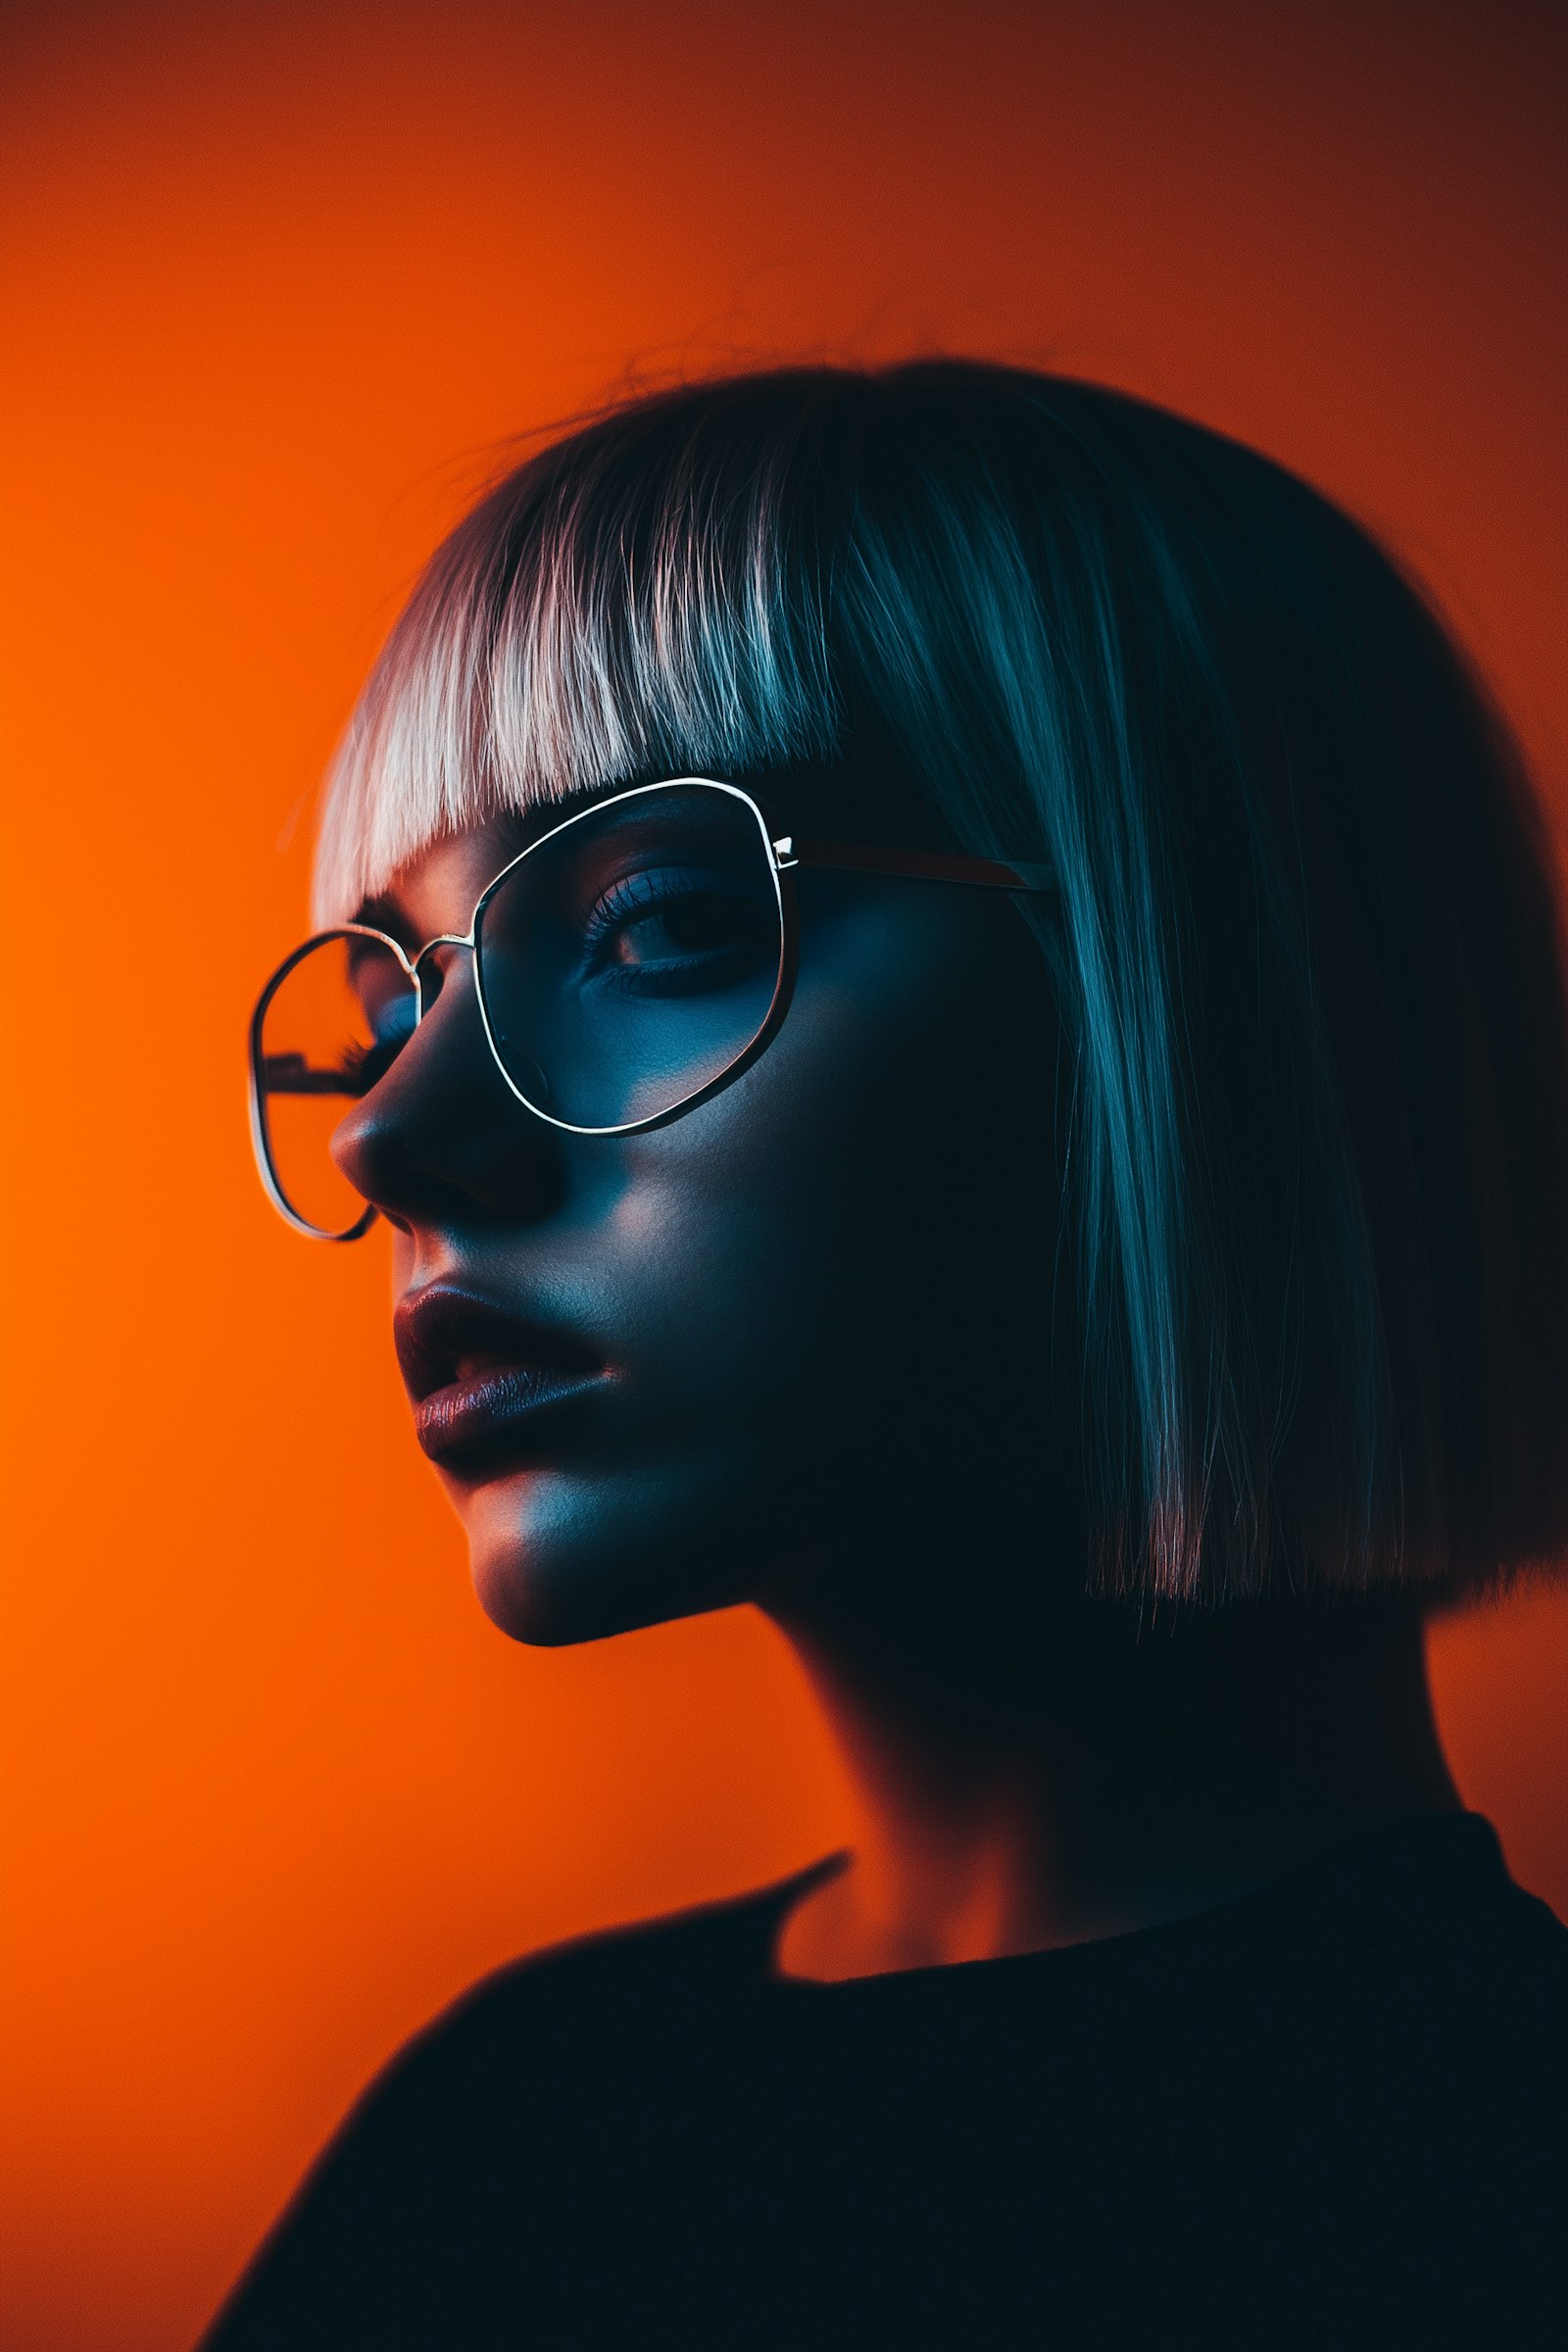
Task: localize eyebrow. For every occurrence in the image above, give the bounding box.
[342,779,650,937]
[346,891,409,940]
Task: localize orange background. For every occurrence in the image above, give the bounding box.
[3,5,1566,2346]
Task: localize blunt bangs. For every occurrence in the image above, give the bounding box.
[313,362,1568,1607]
[313,381,848,926]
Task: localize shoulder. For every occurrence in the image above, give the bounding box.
[314,1856,833,2178]
[1372,1815,1568,2132]
[1318,1810,1568,2027]
[382,1856,827,2084]
[199,1862,835,2349]
[1210,1817,1568,2291]
[1194,1812,1568,2102]
[1055,1818,1568,2348]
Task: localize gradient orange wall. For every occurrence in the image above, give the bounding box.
[3,6,1565,2346]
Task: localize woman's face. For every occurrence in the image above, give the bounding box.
[333,785,1066,1645]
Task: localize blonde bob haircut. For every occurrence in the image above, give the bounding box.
[317,363,1568,1608]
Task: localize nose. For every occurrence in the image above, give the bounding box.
[330,946,564,1233]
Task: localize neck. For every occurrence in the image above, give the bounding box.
[768,1575,1460,1982]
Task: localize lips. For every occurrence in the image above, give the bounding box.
[393,1282,609,1470]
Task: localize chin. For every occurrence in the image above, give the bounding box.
[458,1463,750,1647]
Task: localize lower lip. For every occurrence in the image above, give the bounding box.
[414,1365,608,1470]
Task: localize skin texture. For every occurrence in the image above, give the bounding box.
[334,783,1460,1982]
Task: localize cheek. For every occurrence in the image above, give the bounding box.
[432,896,1063,1641]
[610,901,1060,1482]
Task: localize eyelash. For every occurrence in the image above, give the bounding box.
[579,869,758,981]
[582,867,709,942]
[339,1036,405,1091]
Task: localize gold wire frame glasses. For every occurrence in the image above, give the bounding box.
[248,775,1057,1240]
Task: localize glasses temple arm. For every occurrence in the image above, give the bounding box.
[779,836,1058,895]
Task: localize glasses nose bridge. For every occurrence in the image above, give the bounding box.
[410,930,475,1010]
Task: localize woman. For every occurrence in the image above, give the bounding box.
[210,364,1567,2347]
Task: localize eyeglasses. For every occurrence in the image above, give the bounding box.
[248,775,1057,1239]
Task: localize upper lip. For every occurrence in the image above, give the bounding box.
[393,1282,604,1403]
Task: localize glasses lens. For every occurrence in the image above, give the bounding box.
[253,932,416,1236]
[475,784,785,1130]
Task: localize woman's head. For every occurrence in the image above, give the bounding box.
[289,362,1568,1637]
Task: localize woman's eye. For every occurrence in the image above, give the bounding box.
[339,994,416,1093]
[371,994,419,1047]
[339,1035,404,1096]
[610,895,745,963]
[585,871,772,979]
[352,992,417,1047]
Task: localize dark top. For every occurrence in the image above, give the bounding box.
[201,1814,1565,2349]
